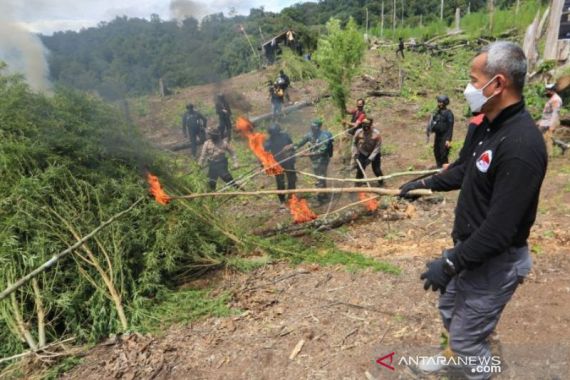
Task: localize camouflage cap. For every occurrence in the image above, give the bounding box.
[310,119,323,128]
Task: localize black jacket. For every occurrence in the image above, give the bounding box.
[425,101,547,269]
[431,108,454,143]
[264,132,295,170]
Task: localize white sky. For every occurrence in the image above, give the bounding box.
[6,0,310,35]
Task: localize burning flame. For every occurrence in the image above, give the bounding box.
[358,192,379,212]
[288,195,318,224]
[147,173,171,205]
[236,116,284,176]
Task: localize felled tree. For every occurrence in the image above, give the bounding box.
[314,18,366,117]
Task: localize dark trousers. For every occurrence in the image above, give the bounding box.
[355,153,384,187]
[218,115,232,141]
[439,246,531,379]
[396,48,405,58]
[434,138,449,168]
[207,158,237,191]
[276,170,297,203]
[189,127,205,158]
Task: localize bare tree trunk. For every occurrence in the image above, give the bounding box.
[545,0,564,60]
[393,0,396,33]
[488,0,495,33]
[441,0,444,20]
[381,1,385,37]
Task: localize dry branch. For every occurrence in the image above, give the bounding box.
[171,187,431,201]
[0,198,144,303]
[294,169,439,183]
[0,337,76,365]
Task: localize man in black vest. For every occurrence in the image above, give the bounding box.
[182,103,207,158]
[264,123,297,209]
[427,95,454,168]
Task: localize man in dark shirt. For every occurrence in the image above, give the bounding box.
[215,94,232,141]
[427,95,454,168]
[182,103,207,158]
[264,123,296,208]
[396,37,405,59]
[401,41,547,378]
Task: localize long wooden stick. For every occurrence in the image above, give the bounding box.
[293,169,439,183]
[0,198,144,302]
[171,187,431,200]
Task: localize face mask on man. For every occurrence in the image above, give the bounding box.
[463,75,499,113]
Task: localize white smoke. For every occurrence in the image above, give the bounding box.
[0,2,51,93]
[168,0,263,21]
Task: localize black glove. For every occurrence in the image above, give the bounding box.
[359,157,371,166]
[420,248,463,294]
[420,258,452,294]
[399,179,427,198]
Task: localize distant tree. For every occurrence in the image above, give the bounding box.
[313,17,365,117]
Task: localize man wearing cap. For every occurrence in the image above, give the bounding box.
[264,123,297,208]
[294,119,333,204]
[352,118,384,187]
[427,95,455,168]
[538,83,563,156]
[182,103,207,158]
[400,41,547,378]
[198,128,239,191]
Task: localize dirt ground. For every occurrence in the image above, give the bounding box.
[62,52,570,379]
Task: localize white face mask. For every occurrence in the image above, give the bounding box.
[463,76,498,113]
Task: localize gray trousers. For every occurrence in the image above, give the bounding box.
[439,246,532,379]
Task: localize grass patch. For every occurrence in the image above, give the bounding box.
[133,289,235,334]
[226,255,272,272]
[259,235,401,275]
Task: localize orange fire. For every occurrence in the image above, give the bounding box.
[358,192,379,212]
[146,173,171,205]
[236,117,284,176]
[288,195,318,224]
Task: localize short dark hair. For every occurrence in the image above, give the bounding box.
[478,41,527,94]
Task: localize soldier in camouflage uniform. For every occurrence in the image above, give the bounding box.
[293,119,333,204]
[198,128,239,191]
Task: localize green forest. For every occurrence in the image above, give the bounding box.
[40,0,534,99]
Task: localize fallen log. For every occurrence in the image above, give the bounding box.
[553,138,569,154]
[366,90,401,97]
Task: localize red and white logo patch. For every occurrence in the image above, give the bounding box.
[476,150,493,173]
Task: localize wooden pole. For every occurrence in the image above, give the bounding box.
[391,0,396,33]
[0,198,144,303]
[365,7,369,42]
[441,0,444,20]
[401,0,404,28]
[170,187,432,201]
[488,0,495,33]
[294,169,440,183]
[240,24,260,63]
[381,1,385,38]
